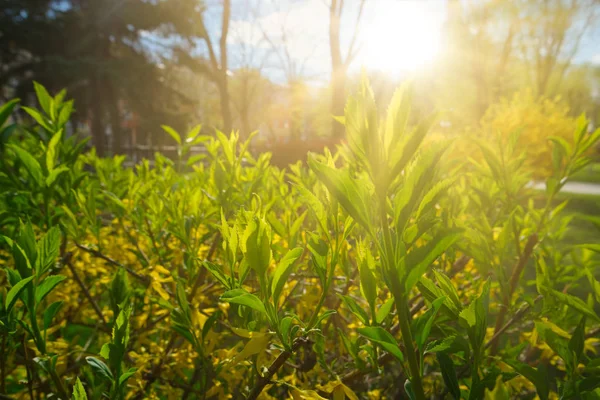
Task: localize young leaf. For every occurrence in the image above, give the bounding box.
[72,377,88,400]
[220,289,266,315]
[33,81,53,116]
[5,276,35,313]
[547,288,599,322]
[161,125,181,145]
[404,229,462,292]
[308,154,372,232]
[43,301,63,329]
[271,247,303,304]
[8,144,43,186]
[357,326,404,362]
[338,294,369,326]
[376,297,395,324]
[36,226,60,275]
[0,98,19,126]
[35,275,67,304]
[86,356,114,382]
[118,367,138,387]
[46,129,62,171]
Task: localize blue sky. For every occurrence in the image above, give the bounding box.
[144,0,599,85]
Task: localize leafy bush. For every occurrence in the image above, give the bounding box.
[480,89,583,177]
[0,81,600,399]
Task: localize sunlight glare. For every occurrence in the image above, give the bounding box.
[356,1,444,75]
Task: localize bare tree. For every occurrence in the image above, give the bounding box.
[518,0,598,96]
[177,0,233,133]
[329,0,366,138]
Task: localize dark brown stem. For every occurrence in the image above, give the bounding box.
[490,234,538,355]
[65,255,107,326]
[485,295,542,350]
[190,232,221,300]
[246,337,309,400]
[74,243,149,284]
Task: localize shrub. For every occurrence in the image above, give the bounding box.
[0,81,599,399]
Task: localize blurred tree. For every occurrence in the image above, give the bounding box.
[176,0,233,135]
[329,0,366,138]
[516,0,598,97]
[0,0,202,155]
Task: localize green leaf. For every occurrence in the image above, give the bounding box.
[33,81,53,116]
[404,229,462,292]
[185,124,202,142]
[36,226,60,275]
[357,326,404,362]
[568,316,586,362]
[220,289,266,315]
[161,125,181,145]
[46,129,62,171]
[5,276,35,313]
[548,288,599,322]
[376,297,395,324]
[203,261,231,289]
[437,353,461,400]
[338,294,369,326]
[58,100,74,128]
[308,154,372,232]
[503,359,548,400]
[35,275,67,304]
[244,216,272,279]
[433,269,462,312]
[118,367,138,387]
[271,247,303,304]
[426,335,456,354]
[8,144,43,185]
[43,301,63,330]
[22,106,53,132]
[215,130,235,165]
[86,356,114,382]
[389,111,439,180]
[415,296,446,352]
[0,98,20,127]
[72,377,88,400]
[358,256,378,317]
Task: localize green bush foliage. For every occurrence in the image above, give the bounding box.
[1,81,600,399]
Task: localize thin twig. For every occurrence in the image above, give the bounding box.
[75,242,149,283]
[65,254,107,326]
[490,234,538,354]
[246,337,310,400]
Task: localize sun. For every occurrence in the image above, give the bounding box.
[354,0,445,75]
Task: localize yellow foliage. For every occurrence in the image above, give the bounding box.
[481,89,577,177]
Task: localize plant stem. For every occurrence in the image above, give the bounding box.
[0,333,6,394]
[379,199,426,400]
[246,337,309,400]
[489,233,538,355]
[395,295,426,400]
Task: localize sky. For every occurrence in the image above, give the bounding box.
[145,0,600,86]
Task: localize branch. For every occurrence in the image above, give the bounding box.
[74,243,149,284]
[65,254,108,326]
[246,337,311,400]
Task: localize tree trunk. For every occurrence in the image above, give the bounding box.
[329,0,346,139]
[218,76,232,134]
[107,82,122,154]
[90,77,106,156]
[330,66,346,139]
